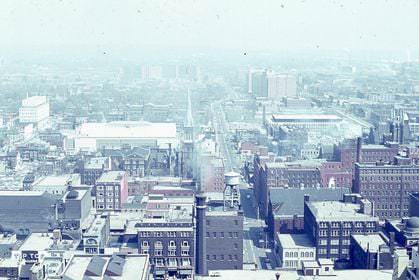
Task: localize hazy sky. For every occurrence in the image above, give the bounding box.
[1,0,419,54]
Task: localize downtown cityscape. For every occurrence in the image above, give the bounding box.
[0,1,419,280]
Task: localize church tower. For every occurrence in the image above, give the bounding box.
[182,89,194,178]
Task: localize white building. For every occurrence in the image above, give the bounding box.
[74,121,178,152]
[267,73,297,100]
[32,174,80,198]
[275,233,316,270]
[19,96,50,127]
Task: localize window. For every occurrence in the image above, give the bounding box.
[169,240,176,247]
[142,241,149,247]
[182,241,189,247]
[155,249,162,256]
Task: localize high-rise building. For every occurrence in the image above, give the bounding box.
[248,69,268,97]
[304,195,379,265]
[354,156,419,219]
[267,73,297,100]
[19,96,50,127]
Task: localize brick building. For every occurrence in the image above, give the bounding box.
[354,156,419,219]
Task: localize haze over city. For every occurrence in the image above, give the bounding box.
[0,1,418,280]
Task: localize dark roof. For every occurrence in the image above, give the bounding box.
[270,187,350,217]
[105,255,125,276]
[85,256,106,277]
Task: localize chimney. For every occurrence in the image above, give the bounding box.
[304,194,310,202]
[195,193,208,276]
[356,137,362,163]
[389,232,395,254]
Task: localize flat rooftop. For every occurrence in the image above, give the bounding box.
[196,269,392,280]
[0,190,45,196]
[306,201,379,222]
[272,114,342,122]
[76,121,177,139]
[97,171,125,183]
[63,254,149,280]
[32,175,72,187]
[85,157,109,169]
[20,233,53,251]
[352,234,386,253]
[277,233,314,249]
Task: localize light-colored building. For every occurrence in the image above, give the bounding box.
[74,121,178,152]
[32,174,80,198]
[62,253,149,280]
[95,171,128,211]
[275,233,316,270]
[268,114,343,136]
[19,96,49,127]
[267,73,297,100]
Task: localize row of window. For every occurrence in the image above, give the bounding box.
[284,251,314,258]
[139,231,191,238]
[206,254,239,261]
[318,248,348,255]
[141,240,190,248]
[206,231,239,238]
[318,222,375,229]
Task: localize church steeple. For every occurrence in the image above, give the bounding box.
[185,89,194,142]
[182,89,194,179]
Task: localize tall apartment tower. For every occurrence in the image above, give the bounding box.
[195,193,208,276]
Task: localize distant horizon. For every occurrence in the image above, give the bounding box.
[2,0,419,64]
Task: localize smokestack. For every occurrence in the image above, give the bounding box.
[389,232,395,254]
[356,137,362,163]
[195,193,208,276]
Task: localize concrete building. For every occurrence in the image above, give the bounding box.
[350,234,393,270]
[60,189,92,229]
[354,157,419,219]
[31,174,79,199]
[83,214,110,254]
[267,114,343,137]
[304,195,379,267]
[248,69,268,97]
[95,171,128,211]
[274,233,316,270]
[19,96,49,128]
[267,73,297,100]
[0,191,58,234]
[62,253,150,280]
[0,233,17,258]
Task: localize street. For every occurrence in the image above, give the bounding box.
[211,96,278,270]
